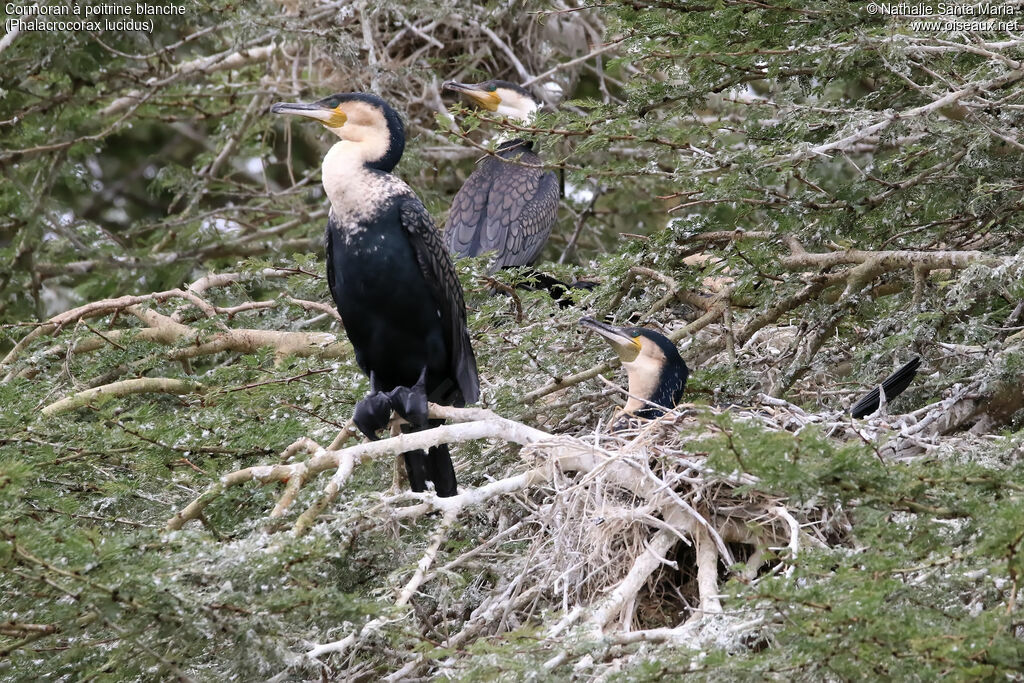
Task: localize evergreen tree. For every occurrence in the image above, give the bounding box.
[2,1,1023,679]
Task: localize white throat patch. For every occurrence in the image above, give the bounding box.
[321,141,408,227]
[496,94,538,123]
[622,344,668,414]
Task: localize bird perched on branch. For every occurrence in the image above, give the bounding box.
[271,93,479,497]
[442,79,560,271]
[580,316,689,423]
[850,356,921,419]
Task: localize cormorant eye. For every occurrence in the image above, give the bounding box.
[486,85,497,92]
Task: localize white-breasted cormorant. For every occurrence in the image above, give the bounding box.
[850,356,921,418]
[580,316,689,421]
[442,80,559,270]
[271,93,479,497]
[581,316,920,422]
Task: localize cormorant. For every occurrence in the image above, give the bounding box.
[442,79,560,271]
[580,316,689,421]
[850,356,921,418]
[581,313,919,423]
[271,93,479,497]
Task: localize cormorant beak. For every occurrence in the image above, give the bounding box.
[270,101,347,128]
[442,81,501,112]
[580,316,641,363]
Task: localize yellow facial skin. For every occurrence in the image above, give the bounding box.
[323,107,347,129]
[465,90,501,112]
[615,336,643,363]
[442,82,502,112]
[579,317,642,362]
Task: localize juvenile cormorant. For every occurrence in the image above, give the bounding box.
[271,93,479,497]
[580,316,689,421]
[850,356,921,418]
[442,80,559,270]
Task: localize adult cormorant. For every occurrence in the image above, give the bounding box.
[850,356,921,418]
[580,316,689,421]
[271,93,479,497]
[581,313,919,422]
[442,80,560,270]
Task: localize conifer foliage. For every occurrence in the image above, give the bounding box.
[2,1,1023,679]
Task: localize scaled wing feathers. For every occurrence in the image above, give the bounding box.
[445,141,559,270]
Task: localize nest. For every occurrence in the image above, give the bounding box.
[163,396,851,678]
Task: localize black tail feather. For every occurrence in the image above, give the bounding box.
[426,443,458,497]
[403,450,429,492]
[850,356,922,418]
[401,419,458,496]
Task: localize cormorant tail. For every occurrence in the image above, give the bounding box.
[850,356,921,418]
[426,444,458,498]
[403,450,430,493]
[401,419,457,497]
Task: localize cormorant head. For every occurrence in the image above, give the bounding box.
[442,80,540,122]
[270,93,405,172]
[580,316,689,419]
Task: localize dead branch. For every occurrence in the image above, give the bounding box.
[3,270,347,385]
[100,43,279,117]
[586,527,679,631]
[41,378,205,416]
[891,343,1024,441]
[770,64,1024,166]
[166,406,555,532]
[1,268,320,377]
[781,240,1003,275]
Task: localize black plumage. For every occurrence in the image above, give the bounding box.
[272,93,478,497]
[325,197,478,408]
[850,356,921,419]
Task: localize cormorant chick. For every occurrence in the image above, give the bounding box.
[580,316,689,421]
[271,93,479,497]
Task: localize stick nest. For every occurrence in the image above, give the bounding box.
[161,395,849,679]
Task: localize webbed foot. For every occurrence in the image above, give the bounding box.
[353,390,392,441]
[386,367,429,429]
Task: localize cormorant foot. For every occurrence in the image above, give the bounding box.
[387,368,429,429]
[353,391,393,440]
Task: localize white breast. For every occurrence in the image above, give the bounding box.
[321,141,408,226]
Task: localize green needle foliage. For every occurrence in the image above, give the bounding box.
[2,0,1024,679]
